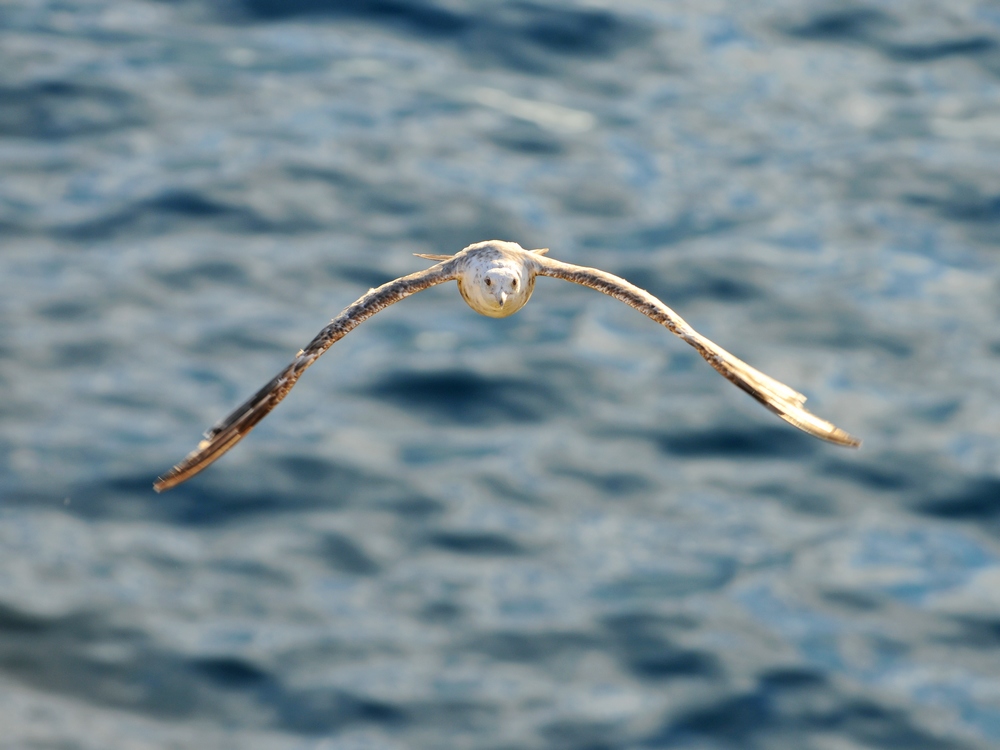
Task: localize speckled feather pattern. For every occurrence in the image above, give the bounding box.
[155,240,858,491]
[532,254,858,446]
[154,263,459,490]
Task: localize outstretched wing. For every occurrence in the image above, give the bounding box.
[534,255,860,447]
[154,261,459,492]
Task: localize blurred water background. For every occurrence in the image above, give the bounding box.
[3,0,1000,747]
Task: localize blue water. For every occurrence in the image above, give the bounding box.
[2,0,1000,747]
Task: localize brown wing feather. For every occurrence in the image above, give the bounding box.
[533,255,860,447]
[154,261,459,492]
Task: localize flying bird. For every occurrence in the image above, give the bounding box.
[155,240,859,491]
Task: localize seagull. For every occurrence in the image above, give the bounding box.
[154,240,859,491]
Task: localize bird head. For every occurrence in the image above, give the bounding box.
[459,258,534,318]
[484,266,521,311]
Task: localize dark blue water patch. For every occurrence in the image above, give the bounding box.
[917,476,1000,522]
[357,369,563,425]
[261,662,485,735]
[275,455,348,484]
[938,616,1000,649]
[580,212,747,252]
[153,191,237,218]
[229,1,651,69]
[276,686,408,735]
[884,36,996,62]
[36,298,104,322]
[188,328,290,356]
[0,604,204,719]
[0,218,25,237]
[286,165,426,216]
[57,189,311,241]
[191,656,271,689]
[911,399,961,425]
[602,612,719,682]
[0,80,144,140]
[377,494,445,519]
[64,473,331,525]
[624,646,717,682]
[0,600,411,734]
[907,190,1000,224]
[548,465,652,496]
[609,265,761,306]
[318,532,381,575]
[556,182,633,218]
[152,259,249,290]
[785,317,913,358]
[819,457,913,492]
[61,456,422,525]
[489,120,566,156]
[512,2,648,58]
[51,339,117,368]
[0,602,66,635]
[820,588,884,613]
[326,263,402,290]
[209,558,292,586]
[235,0,469,33]
[520,355,596,395]
[0,397,34,423]
[426,530,523,556]
[476,473,549,507]
[782,6,997,67]
[468,629,595,663]
[751,483,837,516]
[645,667,961,750]
[198,659,408,734]
[418,600,462,624]
[652,425,818,460]
[357,190,425,217]
[781,8,892,42]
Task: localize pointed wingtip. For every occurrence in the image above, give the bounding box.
[777,407,862,449]
[153,470,182,492]
[413,253,454,261]
[834,430,863,449]
[532,247,550,255]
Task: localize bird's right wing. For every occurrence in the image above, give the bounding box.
[154,260,460,492]
[534,255,860,447]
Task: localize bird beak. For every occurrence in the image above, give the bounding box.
[498,292,507,308]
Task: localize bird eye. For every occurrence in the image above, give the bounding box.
[485,277,492,287]
[511,278,518,289]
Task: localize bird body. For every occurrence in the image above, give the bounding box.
[442,241,539,317]
[155,240,859,492]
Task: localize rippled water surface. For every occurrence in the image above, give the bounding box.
[3,0,1000,747]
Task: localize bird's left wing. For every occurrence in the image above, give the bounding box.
[154,260,459,492]
[533,254,860,447]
